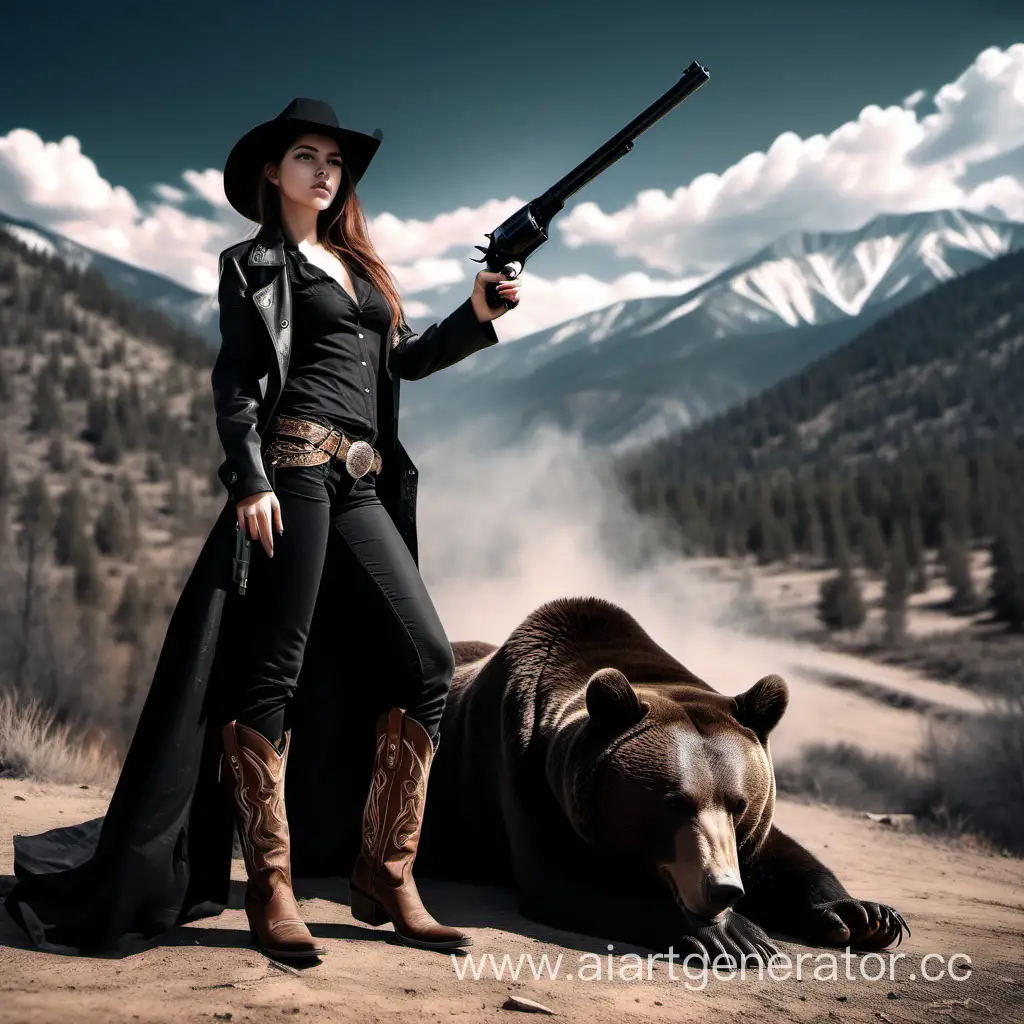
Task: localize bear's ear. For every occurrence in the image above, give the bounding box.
[585,668,649,731]
[733,674,789,741]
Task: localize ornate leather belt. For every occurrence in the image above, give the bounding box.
[264,414,382,478]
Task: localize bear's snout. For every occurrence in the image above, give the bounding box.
[703,877,745,914]
[659,806,745,919]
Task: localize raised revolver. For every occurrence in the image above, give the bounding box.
[475,61,711,311]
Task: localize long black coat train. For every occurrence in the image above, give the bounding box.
[3,222,499,953]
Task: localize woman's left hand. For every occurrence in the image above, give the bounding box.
[471,269,522,323]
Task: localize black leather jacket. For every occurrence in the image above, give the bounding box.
[211,219,499,565]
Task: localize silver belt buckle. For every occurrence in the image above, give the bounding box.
[345,439,375,479]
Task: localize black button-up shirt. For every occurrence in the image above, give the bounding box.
[273,238,392,444]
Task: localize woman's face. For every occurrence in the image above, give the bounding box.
[266,132,343,214]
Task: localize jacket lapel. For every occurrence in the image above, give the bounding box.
[246,223,290,401]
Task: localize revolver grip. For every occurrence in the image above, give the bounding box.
[484,261,522,312]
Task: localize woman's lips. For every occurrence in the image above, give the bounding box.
[312,185,330,195]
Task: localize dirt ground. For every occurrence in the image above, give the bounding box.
[1,778,1021,1024]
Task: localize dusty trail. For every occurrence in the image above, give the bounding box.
[2,778,1021,1023]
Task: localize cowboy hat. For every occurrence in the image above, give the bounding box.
[223,97,383,222]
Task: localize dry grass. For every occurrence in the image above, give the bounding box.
[775,694,1024,855]
[0,689,120,787]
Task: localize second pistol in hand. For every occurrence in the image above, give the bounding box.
[234,489,284,595]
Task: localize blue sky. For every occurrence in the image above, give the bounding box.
[1,1,1022,338]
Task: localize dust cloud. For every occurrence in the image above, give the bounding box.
[404,415,944,761]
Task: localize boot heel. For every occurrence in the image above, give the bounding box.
[350,886,388,926]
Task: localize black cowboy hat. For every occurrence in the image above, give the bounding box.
[223,97,383,222]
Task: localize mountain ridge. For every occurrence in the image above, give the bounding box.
[400,208,1024,451]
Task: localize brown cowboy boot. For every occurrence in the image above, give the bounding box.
[221,721,325,959]
[349,707,472,951]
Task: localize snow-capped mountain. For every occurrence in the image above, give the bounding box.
[0,211,220,342]
[400,208,1024,451]
[4,206,1021,455]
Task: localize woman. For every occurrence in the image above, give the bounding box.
[5,98,520,959]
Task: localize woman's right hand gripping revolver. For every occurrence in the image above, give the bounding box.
[236,490,284,558]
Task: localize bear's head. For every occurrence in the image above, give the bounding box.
[566,667,788,922]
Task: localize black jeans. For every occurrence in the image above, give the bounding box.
[230,457,454,747]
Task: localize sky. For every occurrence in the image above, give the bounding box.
[1,0,1023,339]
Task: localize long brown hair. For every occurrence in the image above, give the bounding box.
[255,133,409,346]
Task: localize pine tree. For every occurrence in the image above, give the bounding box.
[989,523,1024,631]
[859,515,887,574]
[941,454,972,539]
[118,475,142,557]
[29,369,65,433]
[0,443,13,500]
[0,496,12,553]
[17,473,56,551]
[94,494,129,555]
[47,434,70,472]
[940,521,978,613]
[54,482,90,566]
[902,513,928,592]
[95,413,125,464]
[72,534,106,606]
[114,381,144,450]
[972,451,997,538]
[84,394,110,444]
[65,357,93,401]
[166,470,194,533]
[817,554,866,631]
[43,345,64,390]
[822,485,847,564]
[113,573,146,644]
[883,522,910,644]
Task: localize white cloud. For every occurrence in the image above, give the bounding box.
[556,43,1024,275]
[911,44,1024,165]
[368,198,523,264]
[151,183,188,204]
[181,168,234,209]
[422,268,707,341]
[962,172,1024,221]
[1,44,1021,334]
[0,127,249,293]
[390,256,466,294]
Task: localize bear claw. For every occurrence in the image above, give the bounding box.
[678,909,780,966]
[810,898,911,950]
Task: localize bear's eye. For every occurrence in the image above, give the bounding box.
[664,792,697,813]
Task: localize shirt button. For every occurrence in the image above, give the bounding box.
[280,319,289,328]
[364,387,370,392]
[361,360,367,366]
[358,333,364,338]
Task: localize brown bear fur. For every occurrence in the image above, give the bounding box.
[413,595,908,957]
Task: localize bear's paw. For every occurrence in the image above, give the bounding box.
[803,897,910,950]
[677,909,780,967]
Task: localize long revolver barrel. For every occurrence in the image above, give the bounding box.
[474,61,711,311]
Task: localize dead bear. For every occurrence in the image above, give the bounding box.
[415,595,909,962]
